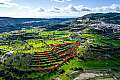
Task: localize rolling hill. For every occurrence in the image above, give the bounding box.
[0,17,73,33]
[79,13,120,24]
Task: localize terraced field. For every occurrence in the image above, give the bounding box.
[0,28,81,73]
[1,27,120,80]
[30,42,80,72]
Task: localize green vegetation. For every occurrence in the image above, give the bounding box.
[0,28,73,54]
[0,22,120,80]
[81,13,120,24]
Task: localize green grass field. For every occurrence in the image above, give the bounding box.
[0,28,120,80]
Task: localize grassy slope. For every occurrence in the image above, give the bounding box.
[0,28,120,80]
[58,33,120,80]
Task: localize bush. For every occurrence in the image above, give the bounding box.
[58,69,65,74]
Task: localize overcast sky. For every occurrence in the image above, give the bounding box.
[0,0,120,18]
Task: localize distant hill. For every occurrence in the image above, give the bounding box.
[1,13,120,33]
[60,13,120,33]
[0,17,73,33]
[79,13,120,24]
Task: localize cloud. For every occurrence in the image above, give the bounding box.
[1,2,120,18]
[54,7,60,10]
[51,0,64,2]
[70,6,80,12]
[110,4,120,11]
[0,0,18,7]
[93,4,120,12]
[36,4,120,18]
[0,0,13,3]
[49,7,61,13]
[38,8,45,12]
[66,0,72,1]
[62,5,91,13]
[62,5,80,13]
[0,3,5,4]
[115,7,120,11]
[51,0,72,2]
[50,11,60,13]
[81,8,91,11]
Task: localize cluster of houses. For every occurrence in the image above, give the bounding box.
[71,19,120,35]
[90,21,120,34]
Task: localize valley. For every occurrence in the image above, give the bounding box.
[0,13,120,80]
